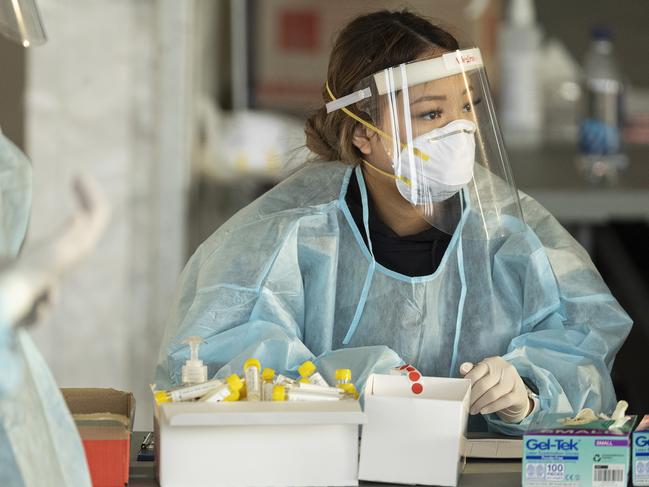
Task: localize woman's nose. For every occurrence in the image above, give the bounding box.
[449,106,472,123]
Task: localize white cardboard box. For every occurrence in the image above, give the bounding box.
[358,374,471,486]
[154,400,365,487]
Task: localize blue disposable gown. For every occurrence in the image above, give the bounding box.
[0,133,91,487]
[156,162,632,435]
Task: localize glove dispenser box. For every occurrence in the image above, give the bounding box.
[154,399,365,487]
[359,374,471,487]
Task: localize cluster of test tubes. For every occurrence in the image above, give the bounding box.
[155,359,359,405]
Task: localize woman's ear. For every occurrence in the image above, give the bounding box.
[352,125,373,155]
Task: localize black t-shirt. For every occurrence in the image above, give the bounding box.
[345,171,452,277]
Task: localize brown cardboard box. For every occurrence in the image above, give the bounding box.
[62,388,135,487]
[252,0,502,115]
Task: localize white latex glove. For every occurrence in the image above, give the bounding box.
[460,357,532,423]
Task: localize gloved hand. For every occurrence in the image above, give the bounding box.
[460,356,532,423]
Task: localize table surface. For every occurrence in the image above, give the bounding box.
[129,432,523,487]
[510,145,649,223]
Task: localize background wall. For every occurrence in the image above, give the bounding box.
[23,0,194,430]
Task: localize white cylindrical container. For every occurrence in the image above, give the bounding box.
[499,0,543,148]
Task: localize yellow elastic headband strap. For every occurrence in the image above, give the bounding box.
[325,82,392,140]
[325,81,429,162]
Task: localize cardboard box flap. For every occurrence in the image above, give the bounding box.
[61,388,135,432]
[162,400,366,427]
[528,412,637,436]
[367,374,470,402]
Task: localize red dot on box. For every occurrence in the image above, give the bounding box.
[411,383,423,394]
[408,371,421,382]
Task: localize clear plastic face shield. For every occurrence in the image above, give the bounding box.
[326,48,525,240]
[0,0,47,47]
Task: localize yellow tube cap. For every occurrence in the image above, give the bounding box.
[272,385,287,402]
[244,358,261,371]
[154,391,170,404]
[226,374,244,392]
[224,390,240,402]
[298,360,316,378]
[335,369,352,382]
[262,368,276,381]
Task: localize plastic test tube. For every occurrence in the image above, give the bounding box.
[155,378,225,403]
[298,360,330,387]
[337,383,359,399]
[295,381,344,396]
[333,369,358,398]
[200,374,244,403]
[244,358,262,401]
[275,374,296,386]
[272,384,341,402]
[335,369,352,385]
[261,368,276,401]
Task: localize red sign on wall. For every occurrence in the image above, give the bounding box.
[278,9,320,52]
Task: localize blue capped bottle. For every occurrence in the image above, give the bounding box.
[577,27,627,183]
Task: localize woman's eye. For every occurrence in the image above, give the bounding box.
[463,98,482,112]
[420,110,443,120]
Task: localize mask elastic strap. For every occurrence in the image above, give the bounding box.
[361,159,412,187]
[325,82,430,162]
[342,166,376,345]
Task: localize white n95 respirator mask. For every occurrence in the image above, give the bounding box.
[395,119,477,205]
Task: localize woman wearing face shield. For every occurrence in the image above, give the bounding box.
[156,10,632,435]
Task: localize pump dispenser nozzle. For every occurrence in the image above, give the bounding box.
[181,336,208,385]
